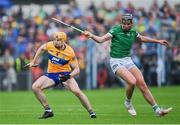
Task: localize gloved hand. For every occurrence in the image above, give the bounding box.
[59,74,71,82]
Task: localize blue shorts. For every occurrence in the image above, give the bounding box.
[44,72,70,85]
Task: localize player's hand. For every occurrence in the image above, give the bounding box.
[24,62,38,68]
[28,62,35,67]
[83,30,93,38]
[158,40,169,47]
[59,74,71,82]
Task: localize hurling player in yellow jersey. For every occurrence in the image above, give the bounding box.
[27,32,96,119]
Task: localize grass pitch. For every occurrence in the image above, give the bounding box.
[0,86,180,124]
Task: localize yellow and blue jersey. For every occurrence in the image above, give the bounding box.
[45,41,75,73]
[44,41,76,85]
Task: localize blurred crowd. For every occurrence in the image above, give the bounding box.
[0,0,179,90]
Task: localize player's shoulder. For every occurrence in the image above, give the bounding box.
[130,27,137,32]
[46,41,53,46]
[109,24,121,34]
[111,24,121,30]
[65,44,76,57]
[45,41,54,50]
[66,44,75,52]
[130,27,139,34]
[47,41,53,44]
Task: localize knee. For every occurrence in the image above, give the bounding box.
[32,84,40,92]
[128,78,136,86]
[138,82,148,91]
[72,90,82,97]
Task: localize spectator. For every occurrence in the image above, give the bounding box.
[0,49,17,91]
[0,0,179,89]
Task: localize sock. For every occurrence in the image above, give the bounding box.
[125,98,131,103]
[45,105,52,112]
[89,111,95,115]
[152,104,160,112]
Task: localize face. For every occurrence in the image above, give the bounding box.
[121,19,133,32]
[53,38,64,48]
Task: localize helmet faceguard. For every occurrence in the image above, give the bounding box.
[121,13,133,32]
[121,13,133,25]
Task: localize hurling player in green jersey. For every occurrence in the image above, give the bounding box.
[83,13,172,116]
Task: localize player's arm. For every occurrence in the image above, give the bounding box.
[83,31,112,43]
[59,56,80,82]
[69,56,80,78]
[28,43,47,67]
[136,35,169,47]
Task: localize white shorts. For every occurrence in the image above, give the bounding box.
[110,57,136,74]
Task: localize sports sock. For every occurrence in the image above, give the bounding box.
[89,111,95,115]
[45,105,52,112]
[125,98,131,103]
[152,104,160,112]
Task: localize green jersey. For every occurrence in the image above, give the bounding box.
[108,25,139,58]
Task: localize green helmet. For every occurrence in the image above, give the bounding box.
[121,13,133,24]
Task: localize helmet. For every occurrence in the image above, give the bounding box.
[121,13,133,24]
[53,32,67,42]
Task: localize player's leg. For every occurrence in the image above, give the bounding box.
[65,78,96,118]
[115,67,137,116]
[129,66,156,105]
[32,75,55,119]
[116,67,136,100]
[129,66,172,116]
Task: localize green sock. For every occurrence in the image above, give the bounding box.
[152,104,160,112]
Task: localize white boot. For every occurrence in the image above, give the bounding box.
[155,107,173,116]
[124,100,137,116]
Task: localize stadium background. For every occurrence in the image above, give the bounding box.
[0,0,179,91]
[0,0,180,124]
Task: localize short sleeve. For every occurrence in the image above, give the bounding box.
[135,31,140,38]
[108,25,118,36]
[69,50,77,65]
[45,42,51,50]
[71,50,76,59]
[69,47,76,62]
